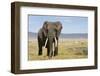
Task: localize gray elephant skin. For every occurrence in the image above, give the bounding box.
[37,21,62,58]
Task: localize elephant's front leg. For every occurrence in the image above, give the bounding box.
[54,40,58,56]
[38,38,43,55]
[38,46,42,55]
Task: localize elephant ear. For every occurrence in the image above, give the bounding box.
[55,21,62,30]
[55,21,62,37]
[42,21,48,29]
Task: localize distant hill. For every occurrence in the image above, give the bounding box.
[28,32,88,39]
[28,32,37,38]
[59,33,88,39]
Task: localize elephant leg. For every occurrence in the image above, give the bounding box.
[47,47,50,56]
[38,45,42,55]
[54,47,58,56]
[38,37,43,55]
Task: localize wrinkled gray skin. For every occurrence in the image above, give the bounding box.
[38,21,62,58]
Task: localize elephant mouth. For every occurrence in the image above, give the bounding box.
[44,37,57,48]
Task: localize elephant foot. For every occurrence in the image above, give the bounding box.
[54,53,58,56]
[38,54,42,56]
[38,51,42,56]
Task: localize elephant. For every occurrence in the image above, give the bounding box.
[37,21,62,58]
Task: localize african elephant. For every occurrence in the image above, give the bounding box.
[37,21,62,58]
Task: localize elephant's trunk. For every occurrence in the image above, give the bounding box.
[44,38,48,48]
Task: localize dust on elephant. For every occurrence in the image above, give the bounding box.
[37,21,62,58]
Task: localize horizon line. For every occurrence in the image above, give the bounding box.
[28,32,88,34]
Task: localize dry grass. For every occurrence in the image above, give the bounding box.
[28,38,88,60]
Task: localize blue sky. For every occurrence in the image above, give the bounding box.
[28,15,88,34]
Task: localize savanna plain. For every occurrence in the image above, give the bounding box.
[28,38,88,60]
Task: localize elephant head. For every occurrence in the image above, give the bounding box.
[42,21,62,38]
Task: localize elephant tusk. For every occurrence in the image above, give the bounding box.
[55,37,57,47]
[44,38,48,48]
[52,42,55,56]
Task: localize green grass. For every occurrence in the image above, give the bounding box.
[28,38,88,60]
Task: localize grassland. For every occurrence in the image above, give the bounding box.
[28,38,88,60]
